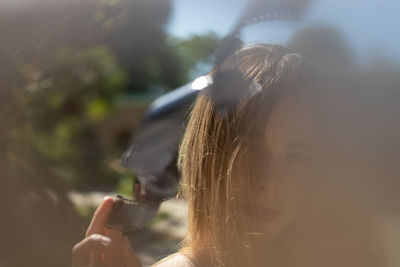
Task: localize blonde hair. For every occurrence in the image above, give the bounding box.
[178,44,310,266]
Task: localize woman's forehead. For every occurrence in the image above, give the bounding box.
[264,93,316,149]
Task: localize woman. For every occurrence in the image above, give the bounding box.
[72,44,385,267]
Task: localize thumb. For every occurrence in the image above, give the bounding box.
[121,237,142,267]
[72,234,111,266]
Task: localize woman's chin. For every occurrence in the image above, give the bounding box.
[241,209,295,243]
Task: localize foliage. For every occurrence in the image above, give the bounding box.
[116,171,135,196]
[168,32,221,80]
[0,1,222,266]
[1,1,221,191]
[8,46,128,188]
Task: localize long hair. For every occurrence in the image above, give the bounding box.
[178,44,311,266]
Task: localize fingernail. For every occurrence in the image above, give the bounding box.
[101,236,112,244]
[104,196,112,201]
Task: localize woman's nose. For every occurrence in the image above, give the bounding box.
[256,165,282,201]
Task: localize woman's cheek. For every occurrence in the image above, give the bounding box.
[280,175,306,223]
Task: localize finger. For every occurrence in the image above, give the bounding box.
[121,237,141,267]
[103,259,123,267]
[86,197,115,237]
[90,250,103,267]
[72,234,111,266]
[103,227,122,244]
[102,228,123,261]
[104,227,123,240]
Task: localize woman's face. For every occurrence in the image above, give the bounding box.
[250,92,317,241]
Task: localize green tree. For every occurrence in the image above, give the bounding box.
[168,32,222,81]
[9,46,128,188]
[0,1,222,266]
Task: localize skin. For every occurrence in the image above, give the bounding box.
[72,197,141,267]
[251,92,317,242]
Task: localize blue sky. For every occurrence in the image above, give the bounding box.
[167,0,400,62]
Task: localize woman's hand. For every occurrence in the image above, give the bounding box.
[72,197,142,267]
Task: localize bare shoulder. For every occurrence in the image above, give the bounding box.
[153,253,194,267]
